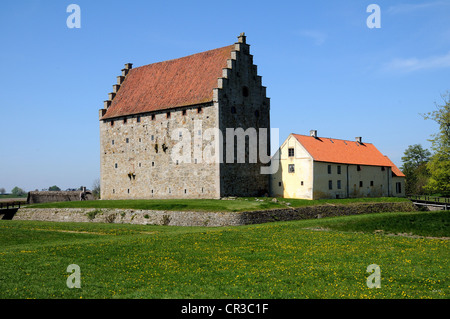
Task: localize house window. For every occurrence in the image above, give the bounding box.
[381,166,386,171]
[112,140,114,145]
[278,182,282,187]
[115,163,117,168]
[328,180,333,190]
[151,114,156,121]
[301,181,304,186]
[151,135,154,141]
[255,110,260,117]
[166,112,171,119]
[231,106,237,114]
[328,165,332,174]
[288,148,294,157]
[288,164,295,173]
[396,182,402,194]
[152,162,155,167]
[137,116,141,123]
[357,165,362,171]
[110,120,114,127]
[123,118,127,124]
[197,107,202,114]
[337,165,341,174]
[370,181,374,187]
[359,181,363,187]
[127,189,130,194]
[182,109,187,116]
[337,180,341,189]
[126,138,129,143]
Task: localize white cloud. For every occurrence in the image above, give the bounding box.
[294,30,327,45]
[387,1,450,14]
[384,51,450,72]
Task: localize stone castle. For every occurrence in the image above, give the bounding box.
[99,33,271,199]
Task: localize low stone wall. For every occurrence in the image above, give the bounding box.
[9,201,418,227]
[27,191,94,204]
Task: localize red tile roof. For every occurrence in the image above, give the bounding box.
[101,45,235,120]
[383,155,406,177]
[293,134,395,168]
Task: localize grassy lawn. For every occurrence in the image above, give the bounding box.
[24,196,409,212]
[0,210,448,299]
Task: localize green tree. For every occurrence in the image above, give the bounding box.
[401,144,431,195]
[11,186,26,197]
[422,92,450,196]
[48,185,61,191]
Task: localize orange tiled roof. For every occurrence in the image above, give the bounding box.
[101,45,234,120]
[383,156,406,177]
[293,134,395,167]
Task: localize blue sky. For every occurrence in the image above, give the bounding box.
[1,0,449,192]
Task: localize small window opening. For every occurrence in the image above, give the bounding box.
[242,86,249,97]
[137,116,141,123]
[288,148,294,157]
[182,109,187,116]
[231,106,237,114]
[166,112,171,119]
[151,114,156,121]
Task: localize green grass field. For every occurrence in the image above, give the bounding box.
[24,196,409,212]
[0,210,448,299]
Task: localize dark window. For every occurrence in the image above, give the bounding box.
[110,120,114,127]
[242,86,249,97]
[357,165,361,171]
[137,116,141,123]
[359,181,363,187]
[126,138,129,143]
[337,165,341,174]
[381,166,386,171]
[255,110,260,117]
[123,118,127,124]
[151,114,156,120]
[328,165,332,174]
[231,106,236,114]
[301,181,304,186]
[182,109,187,116]
[166,112,171,119]
[328,180,333,190]
[370,181,374,186]
[278,182,281,187]
[337,180,341,189]
[197,107,202,114]
[112,140,114,145]
[288,164,295,173]
[288,148,294,157]
[115,163,117,168]
[396,182,402,193]
[127,189,130,194]
[152,162,155,167]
